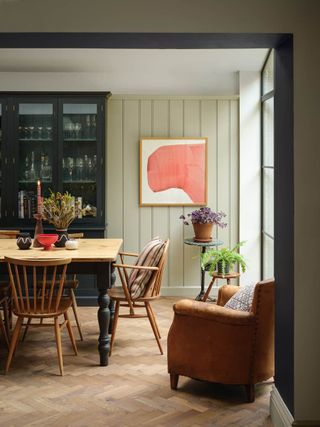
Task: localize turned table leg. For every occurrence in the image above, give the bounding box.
[108,262,116,334]
[97,263,111,366]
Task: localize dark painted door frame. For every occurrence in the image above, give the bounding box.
[0,32,294,413]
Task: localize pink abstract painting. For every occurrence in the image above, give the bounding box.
[140,138,207,206]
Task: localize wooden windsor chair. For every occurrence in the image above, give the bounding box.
[23,232,84,342]
[108,239,169,356]
[4,256,77,376]
[0,230,20,339]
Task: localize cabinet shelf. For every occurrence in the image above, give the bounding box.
[19,138,52,142]
[19,180,52,184]
[63,180,96,184]
[63,138,96,142]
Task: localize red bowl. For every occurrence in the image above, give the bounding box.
[36,234,58,250]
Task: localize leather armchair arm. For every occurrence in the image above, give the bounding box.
[217,285,239,306]
[168,299,256,385]
[174,299,254,325]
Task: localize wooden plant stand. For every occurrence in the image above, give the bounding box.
[202,271,240,302]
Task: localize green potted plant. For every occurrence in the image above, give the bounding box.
[42,191,79,247]
[201,241,247,276]
[180,207,227,242]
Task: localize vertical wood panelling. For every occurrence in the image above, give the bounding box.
[169,100,184,287]
[152,100,170,287]
[107,96,239,292]
[183,100,202,287]
[107,99,123,238]
[201,100,218,286]
[230,99,239,258]
[123,100,140,252]
[139,100,152,249]
[217,100,231,247]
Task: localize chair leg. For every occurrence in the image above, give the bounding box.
[170,373,179,390]
[54,317,64,376]
[0,310,9,349]
[5,316,23,374]
[245,384,255,403]
[148,304,161,339]
[109,301,120,356]
[145,302,163,355]
[71,289,84,341]
[22,318,32,342]
[3,298,10,339]
[64,311,78,356]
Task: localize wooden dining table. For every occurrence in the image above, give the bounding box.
[0,238,123,366]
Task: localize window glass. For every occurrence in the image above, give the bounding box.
[263,97,274,167]
[262,50,274,95]
[263,234,274,279]
[263,168,274,237]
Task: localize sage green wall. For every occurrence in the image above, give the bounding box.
[1,0,320,421]
[107,96,239,294]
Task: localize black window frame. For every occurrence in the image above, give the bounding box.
[261,49,275,280]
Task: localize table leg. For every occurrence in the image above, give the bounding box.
[97,263,111,366]
[195,246,206,301]
[108,262,116,334]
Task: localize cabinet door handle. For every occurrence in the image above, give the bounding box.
[4,210,7,217]
[4,157,7,165]
[12,210,15,217]
[12,157,15,165]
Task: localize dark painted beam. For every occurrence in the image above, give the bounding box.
[274,36,294,415]
[0,32,291,49]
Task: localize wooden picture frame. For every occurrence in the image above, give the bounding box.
[140,137,208,206]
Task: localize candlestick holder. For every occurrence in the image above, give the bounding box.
[33,213,44,247]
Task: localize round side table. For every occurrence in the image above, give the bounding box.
[184,238,223,301]
[202,271,240,302]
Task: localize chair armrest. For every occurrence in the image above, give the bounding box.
[174,299,255,325]
[216,285,240,306]
[113,263,159,271]
[119,251,139,257]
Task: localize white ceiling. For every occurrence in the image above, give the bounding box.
[0,48,268,95]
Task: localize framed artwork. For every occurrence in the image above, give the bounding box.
[140,137,207,206]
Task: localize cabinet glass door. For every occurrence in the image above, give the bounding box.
[16,102,55,220]
[62,102,100,221]
[0,102,3,220]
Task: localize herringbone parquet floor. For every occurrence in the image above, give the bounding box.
[0,297,273,427]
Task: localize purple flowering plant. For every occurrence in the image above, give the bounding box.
[179,207,227,228]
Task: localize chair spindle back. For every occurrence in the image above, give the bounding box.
[5,257,72,315]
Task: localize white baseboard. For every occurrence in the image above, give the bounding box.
[112,285,220,298]
[270,386,294,427]
[160,286,219,298]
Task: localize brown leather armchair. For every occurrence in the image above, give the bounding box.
[167,279,274,402]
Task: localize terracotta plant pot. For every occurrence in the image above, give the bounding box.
[193,223,213,243]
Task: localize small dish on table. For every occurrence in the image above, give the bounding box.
[36,234,58,250]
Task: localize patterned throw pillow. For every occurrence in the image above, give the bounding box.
[224,284,256,312]
[128,237,165,299]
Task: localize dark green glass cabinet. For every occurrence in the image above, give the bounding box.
[0,92,110,304]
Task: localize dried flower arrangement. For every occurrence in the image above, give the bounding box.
[42,191,79,230]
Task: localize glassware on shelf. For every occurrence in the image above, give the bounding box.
[74,122,82,139]
[29,126,35,140]
[91,115,96,138]
[45,126,52,140]
[37,126,43,139]
[28,151,36,181]
[67,157,74,181]
[75,157,84,181]
[40,154,51,181]
[85,115,91,138]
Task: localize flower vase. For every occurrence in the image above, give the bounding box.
[54,229,69,247]
[33,213,44,247]
[193,223,213,243]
